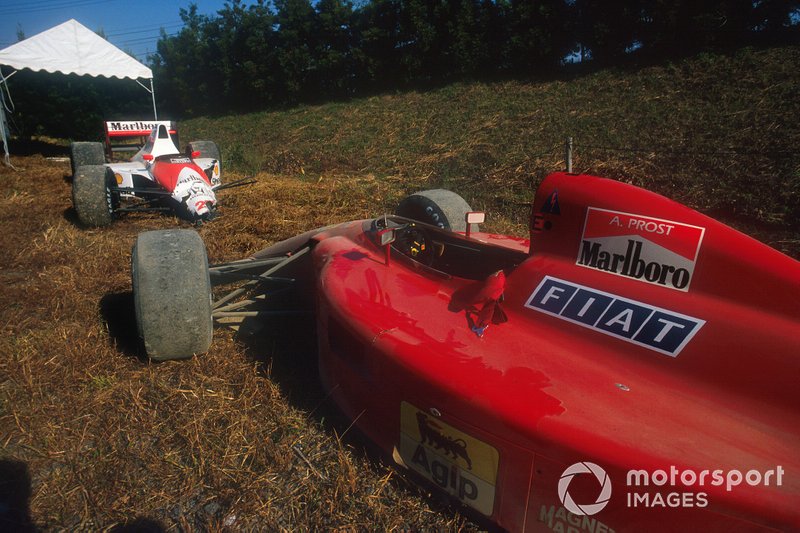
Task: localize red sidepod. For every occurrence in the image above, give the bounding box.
[307,172,799,532]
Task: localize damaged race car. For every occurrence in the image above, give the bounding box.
[70,122,246,226]
[129,172,799,532]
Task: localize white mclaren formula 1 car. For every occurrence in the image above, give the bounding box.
[69,122,247,226]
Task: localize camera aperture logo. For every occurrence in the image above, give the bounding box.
[558,462,612,516]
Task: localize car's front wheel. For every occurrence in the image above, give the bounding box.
[395,189,478,233]
[69,141,105,177]
[72,165,117,227]
[132,229,213,361]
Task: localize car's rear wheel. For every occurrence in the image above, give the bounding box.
[69,142,105,177]
[395,189,478,233]
[72,165,118,227]
[132,229,213,361]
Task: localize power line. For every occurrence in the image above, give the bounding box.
[114,31,183,61]
[0,0,94,8]
[0,0,126,16]
[105,23,184,38]
[2,22,183,49]
[116,31,180,48]
[1,0,133,7]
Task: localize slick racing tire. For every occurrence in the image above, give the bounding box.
[69,142,105,177]
[395,189,477,233]
[132,229,213,361]
[72,165,117,227]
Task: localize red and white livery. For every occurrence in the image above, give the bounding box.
[70,122,226,226]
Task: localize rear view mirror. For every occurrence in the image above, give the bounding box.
[465,211,485,238]
[142,154,154,162]
[466,212,485,225]
[191,151,201,158]
[379,228,396,246]
[378,227,396,265]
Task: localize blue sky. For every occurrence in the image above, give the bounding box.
[0,0,232,63]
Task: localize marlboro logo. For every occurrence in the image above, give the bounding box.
[105,120,175,136]
[577,208,705,291]
[107,121,159,132]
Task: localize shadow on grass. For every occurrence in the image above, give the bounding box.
[96,282,493,529]
[0,459,35,533]
[108,517,167,532]
[62,207,82,227]
[233,314,327,413]
[8,138,69,158]
[231,313,500,531]
[99,291,147,361]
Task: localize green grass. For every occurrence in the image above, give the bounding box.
[183,45,800,232]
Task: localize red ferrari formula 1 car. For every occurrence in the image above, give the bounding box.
[129,172,799,532]
[69,122,243,226]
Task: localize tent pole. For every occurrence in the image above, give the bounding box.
[150,78,157,120]
[0,68,14,168]
[0,99,10,167]
[135,78,157,119]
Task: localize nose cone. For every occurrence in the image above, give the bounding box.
[186,187,216,219]
[171,169,218,221]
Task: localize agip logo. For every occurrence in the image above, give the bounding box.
[577,208,705,291]
[398,402,499,516]
[558,462,612,516]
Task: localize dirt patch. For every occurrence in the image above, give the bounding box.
[0,156,479,531]
[1,152,796,530]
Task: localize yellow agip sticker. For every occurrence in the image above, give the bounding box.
[399,401,499,516]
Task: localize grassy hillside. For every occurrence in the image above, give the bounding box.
[0,159,483,530]
[1,46,798,531]
[185,45,800,250]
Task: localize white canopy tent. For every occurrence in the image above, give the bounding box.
[0,19,157,165]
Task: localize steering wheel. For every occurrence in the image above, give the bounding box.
[394,224,434,266]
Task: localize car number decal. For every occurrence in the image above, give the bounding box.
[399,402,499,516]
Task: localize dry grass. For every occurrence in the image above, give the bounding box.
[0,155,481,531]
[2,47,799,529]
[187,46,800,248]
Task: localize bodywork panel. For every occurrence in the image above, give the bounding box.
[284,173,800,531]
[104,125,220,220]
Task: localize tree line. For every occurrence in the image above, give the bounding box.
[5,0,799,139]
[152,0,799,116]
